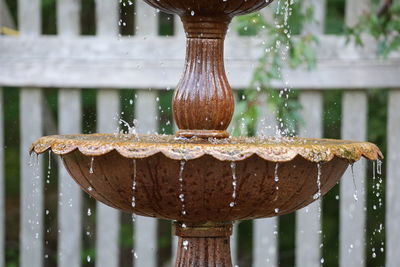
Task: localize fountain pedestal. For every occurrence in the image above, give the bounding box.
[174,222,233,267]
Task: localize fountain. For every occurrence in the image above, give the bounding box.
[30,1,382,266]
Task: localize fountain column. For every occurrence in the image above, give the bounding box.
[173,16,234,139]
[174,222,233,267]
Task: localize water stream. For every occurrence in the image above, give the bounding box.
[179,161,186,216]
[230,162,237,207]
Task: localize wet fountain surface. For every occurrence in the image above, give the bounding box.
[30,134,381,222]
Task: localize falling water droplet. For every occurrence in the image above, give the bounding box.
[313,163,322,200]
[377,159,382,175]
[87,255,91,262]
[190,10,195,16]
[87,208,92,216]
[274,163,279,190]
[183,240,189,250]
[350,163,358,201]
[179,161,186,216]
[230,162,237,207]
[89,157,94,174]
[132,159,137,208]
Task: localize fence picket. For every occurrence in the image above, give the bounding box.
[96,89,120,267]
[296,91,323,267]
[387,90,400,267]
[0,89,4,267]
[58,89,82,267]
[340,92,367,267]
[94,2,121,267]
[134,3,159,264]
[135,1,158,36]
[18,1,43,266]
[56,1,83,267]
[345,0,369,27]
[20,88,43,267]
[135,90,158,267]
[253,93,278,267]
[303,0,326,34]
[18,0,40,35]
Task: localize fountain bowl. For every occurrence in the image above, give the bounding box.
[143,0,273,18]
[30,134,382,223]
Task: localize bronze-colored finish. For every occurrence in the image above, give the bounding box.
[174,222,233,267]
[30,134,383,163]
[140,0,273,138]
[30,134,382,222]
[30,134,382,265]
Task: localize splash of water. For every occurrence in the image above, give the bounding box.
[119,118,138,135]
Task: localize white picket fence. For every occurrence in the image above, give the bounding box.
[0,0,400,266]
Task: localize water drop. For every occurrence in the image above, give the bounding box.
[178,161,186,215]
[183,240,189,250]
[230,162,237,207]
[350,164,358,201]
[313,163,322,200]
[132,159,137,208]
[89,157,94,174]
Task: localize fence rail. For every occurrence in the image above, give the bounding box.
[1,0,400,266]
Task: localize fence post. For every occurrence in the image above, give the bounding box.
[18,0,44,266]
[56,1,83,266]
[386,90,400,267]
[135,90,158,267]
[296,91,323,267]
[58,90,83,267]
[340,91,367,267]
[0,89,4,267]
[96,89,120,267]
[20,89,44,267]
[253,93,278,267]
[95,1,121,267]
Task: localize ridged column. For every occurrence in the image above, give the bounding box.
[173,16,234,138]
[174,222,233,267]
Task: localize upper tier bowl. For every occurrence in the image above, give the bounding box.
[143,0,273,17]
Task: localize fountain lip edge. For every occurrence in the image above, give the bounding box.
[29,133,383,163]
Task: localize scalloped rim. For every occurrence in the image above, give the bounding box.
[30,134,383,163]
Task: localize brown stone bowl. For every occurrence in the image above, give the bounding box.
[30,134,382,266]
[143,0,273,17]
[30,134,382,223]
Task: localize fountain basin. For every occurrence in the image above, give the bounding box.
[30,134,382,223]
[143,0,272,17]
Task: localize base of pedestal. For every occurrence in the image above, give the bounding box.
[176,130,230,139]
[173,222,233,267]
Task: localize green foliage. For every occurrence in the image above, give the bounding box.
[233,1,318,136]
[346,1,400,57]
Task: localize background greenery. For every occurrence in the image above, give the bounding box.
[3,0,397,266]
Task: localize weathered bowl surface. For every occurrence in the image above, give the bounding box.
[30,134,382,223]
[143,0,273,17]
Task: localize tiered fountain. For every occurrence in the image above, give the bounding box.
[30,0,382,266]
